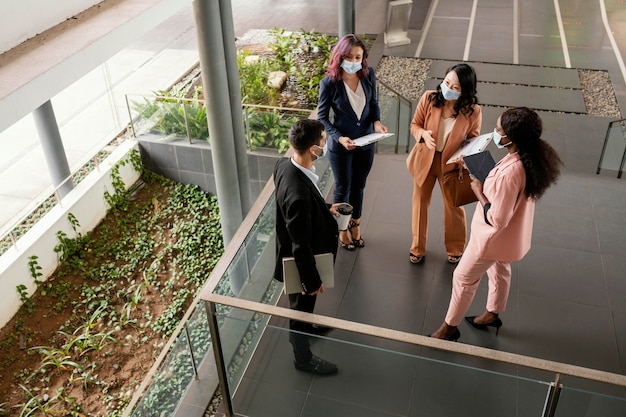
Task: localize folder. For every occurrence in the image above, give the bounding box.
[282,253,334,294]
[446,133,493,164]
[463,150,496,183]
[352,132,394,147]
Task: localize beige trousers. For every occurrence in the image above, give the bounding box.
[410,152,466,257]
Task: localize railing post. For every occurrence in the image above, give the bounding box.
[205,300,235,416]
[182,102,192,144]
[542,373,562,417]
[183,323,199,380]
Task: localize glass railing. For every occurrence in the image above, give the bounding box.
[377,79,414,154]
[204,294,626,417]
[125,94,312,153]
[596,118,626,178]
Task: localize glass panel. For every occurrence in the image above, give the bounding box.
[130,328,195,417]
[598,120,626,174]
[377,85,400,154]
[187,303,212,369]
[183,101,209,143]
[214,310,551,417]
[555,385,626,417]
[242,106,311,152]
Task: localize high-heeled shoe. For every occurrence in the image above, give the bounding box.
[348,219,365,248]
[339,230,356,251]
[465,316,503,335]
[429,325,461,341]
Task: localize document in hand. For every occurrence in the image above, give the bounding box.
[352,132,394,147]
[446,132,493,164]
[463,150,496,183]
[282,253,334,294]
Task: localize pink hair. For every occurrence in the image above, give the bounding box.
[326,34,369,82]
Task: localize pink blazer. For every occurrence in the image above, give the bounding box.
[407,90,482,187]
[468,153,535,261]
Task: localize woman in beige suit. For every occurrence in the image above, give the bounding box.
[430,107,562,341]
[407,63,482,264]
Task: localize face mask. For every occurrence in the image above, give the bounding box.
[341,60,362,74]
[493,128,512,149]
[440,81,461,101]
[312,143,328,160]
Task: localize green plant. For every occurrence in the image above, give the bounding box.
[16,285,34,313]
[27,256,43,286]
[237,50,279,105]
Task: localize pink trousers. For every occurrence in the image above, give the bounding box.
[444,242,512,327]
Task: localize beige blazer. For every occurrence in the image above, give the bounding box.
[407,90,482,187]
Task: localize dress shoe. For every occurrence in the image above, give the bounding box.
[465,316,503,335]
[294,355,338,375]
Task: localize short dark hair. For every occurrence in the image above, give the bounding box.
[289,119,325,153]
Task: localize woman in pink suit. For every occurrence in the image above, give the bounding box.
[430,107,562,341]
[407,63,482,265]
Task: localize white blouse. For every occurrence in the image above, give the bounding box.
[344,80,366,120]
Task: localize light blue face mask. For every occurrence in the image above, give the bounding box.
[440,81,461,101]
[493,128,512,149]
[341,60,362,74]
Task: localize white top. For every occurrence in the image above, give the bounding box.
[344,80,366,120]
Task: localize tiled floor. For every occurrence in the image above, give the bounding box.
[2,0,625,416]
[223,1,626,416]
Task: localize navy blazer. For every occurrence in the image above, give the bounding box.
[317,67,382,154]
[273,158,339,294]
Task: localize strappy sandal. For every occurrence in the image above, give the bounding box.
[348,219,365,248]
[339,230,356,251]
[447,255,461,264]
[409,253,423,264]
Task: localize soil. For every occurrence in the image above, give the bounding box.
[0,177,189,416]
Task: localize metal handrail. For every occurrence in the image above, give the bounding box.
[377,78,414,153]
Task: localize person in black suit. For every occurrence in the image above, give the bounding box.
[317,34,388,251]
[274,118,343,375]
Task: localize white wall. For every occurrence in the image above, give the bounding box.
[0,140,140,329]
[0,0,104,54]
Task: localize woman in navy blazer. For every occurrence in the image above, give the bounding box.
[317,34,388,251]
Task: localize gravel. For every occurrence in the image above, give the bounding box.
[376,56,622,119]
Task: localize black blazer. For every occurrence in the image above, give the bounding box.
[317,67,382,154]
[273,158,339,294]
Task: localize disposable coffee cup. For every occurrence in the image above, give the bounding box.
[336,203,353,230]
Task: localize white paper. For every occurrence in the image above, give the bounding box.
[446,133,493,164]
[352,132,394,147]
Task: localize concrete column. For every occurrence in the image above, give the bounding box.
[192,0,243,247]
[338,0,356,37]
[218,0,253,216]
[32,100,73,198]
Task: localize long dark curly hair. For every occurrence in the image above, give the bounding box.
[500,107,563,200]
[429,63,478,117]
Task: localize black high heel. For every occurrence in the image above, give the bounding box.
[339,230,356,251]
[348,219,365,247]
[465,316,503,336]
[429,325,461,341]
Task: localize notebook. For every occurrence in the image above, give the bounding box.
[463,150,496,183]
[282,253,334,294]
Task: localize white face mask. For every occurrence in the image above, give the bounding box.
[440,81,461,101]
[493,128,512,149]
[341,60,362,74]
[312,143,328,160]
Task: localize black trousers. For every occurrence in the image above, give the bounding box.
[288,292,317,363]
